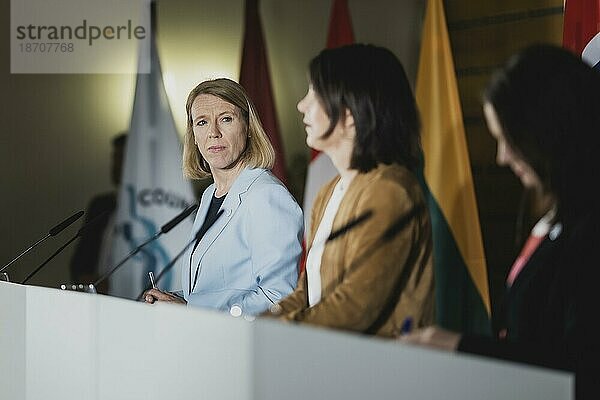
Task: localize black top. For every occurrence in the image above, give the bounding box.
[192,192,226,254]
[188,193,227,294]
[458,211,599,399]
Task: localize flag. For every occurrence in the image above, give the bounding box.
[239,0,287,183]
[416,0,491,335]
[301,0,354,254]
[102,3,196,299]
[563,0,600,70]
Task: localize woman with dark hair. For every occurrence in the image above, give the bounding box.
[265,44,435,337]
[402,44,599,398]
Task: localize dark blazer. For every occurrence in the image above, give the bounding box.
[458,211,599,399]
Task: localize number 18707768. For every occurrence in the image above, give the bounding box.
[19,42,74,52]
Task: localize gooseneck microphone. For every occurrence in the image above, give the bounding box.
[49,211,86,236]
[156,209,224,286]
[1,210,84,274]
[21,210,111,284]
[160,204,199,234]
[319,203,425,297]
[380,203,424,242]
[94,203,198,289]
[327,210,374,242]
[136,208,225,301]
[137,209,373,301]
[299,209,373,253]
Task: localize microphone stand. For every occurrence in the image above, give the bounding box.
[22,236,78,284]
[137,210,375,301]
[93,204,198,291]
[136,208,224,301]
[21,210,110,285]
[320,204,424,297]
[93,232,160,289]
[1,235,50,275]
[269,204,424,317]
[0,210,84,275]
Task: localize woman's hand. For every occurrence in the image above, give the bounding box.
[398,326,461,351]
[144,288,187,305]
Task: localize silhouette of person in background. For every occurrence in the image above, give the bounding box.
[70,133,127,292]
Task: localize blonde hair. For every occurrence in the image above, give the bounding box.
[183,78,275,179]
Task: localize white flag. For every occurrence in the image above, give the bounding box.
[302,0,353,238]
[102,33,196,300]
[302,152,337,235]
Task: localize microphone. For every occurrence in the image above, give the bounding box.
[94,203,198,289]
[49,211,86,236]
[21,210,110,284]
[381,203,424,242]
[318,203,425,297]
[136,209,224,300]
[327,210,373,242]
[299,210,373,255]
[161,203,198,233]
[160,209,223,284]
[1,210,84,274]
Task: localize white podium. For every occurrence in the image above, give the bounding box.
[0,281,573,399]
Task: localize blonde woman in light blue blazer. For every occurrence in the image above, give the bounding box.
[144,79,302,316]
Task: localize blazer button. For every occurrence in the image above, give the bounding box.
[226,209,232,217]
[230,304,242,317]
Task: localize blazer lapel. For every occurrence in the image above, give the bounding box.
[189,168,265,293]
[183,184,213,295]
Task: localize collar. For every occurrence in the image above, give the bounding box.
[532,207,562,241]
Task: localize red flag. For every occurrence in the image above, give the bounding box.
[326,0,356,48]
[239,0,287,183]
[563,0,600,69]
[308,0,356,162]
[300,0,355,273]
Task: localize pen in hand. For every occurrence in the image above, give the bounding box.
[148,271,157,289]
[144,271,186,305]
[399,316,413,336]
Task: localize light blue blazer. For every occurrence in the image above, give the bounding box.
[182,167,303,316]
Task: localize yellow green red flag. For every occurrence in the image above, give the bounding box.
[416,0,491,334]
